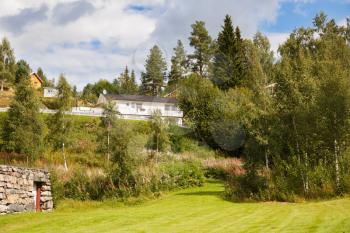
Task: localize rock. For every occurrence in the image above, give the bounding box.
[8,204,24,213]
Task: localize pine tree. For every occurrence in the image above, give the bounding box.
[2,68,45,164]
[140,45,167,96]
[168,40,187,89]
[188,21,213,77]
[212,15,247,90]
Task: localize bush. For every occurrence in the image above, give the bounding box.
[225,171,269,201]
[160,161,205,189]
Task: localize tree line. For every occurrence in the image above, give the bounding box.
[177,12,350,200]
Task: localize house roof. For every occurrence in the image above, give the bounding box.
[30,72,43,84]
[105,94,177,104]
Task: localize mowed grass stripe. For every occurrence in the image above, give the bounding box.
[0,181,349,233]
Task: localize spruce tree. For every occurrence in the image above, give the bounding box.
[2,66,45,164]
[212,15,247,90]
[140,45,167,96]
[168,40,187,89]
[188,21,213,77]
[119,66,138,94]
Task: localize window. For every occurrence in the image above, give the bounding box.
[172,106,177,111]
[165,105,171,111]
[136,103,143,111]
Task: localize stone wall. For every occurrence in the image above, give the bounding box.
[0,165,53,215]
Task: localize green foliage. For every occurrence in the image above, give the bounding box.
[118,66,138,94]
[0,37,16,88]
[47,75,73,150]
[1,76,45,162]
[15,60,31,83]
[148,111,169,152]
[160,161,204,189]
[82,79,119,103]
[168,40,187,90]
[188,21,213,77]
[225,13,350,201]
[140,45,167,96]
[168,124,189,153]
[37,67,53,87]
[212,15,247,90]
[178,73,221,146]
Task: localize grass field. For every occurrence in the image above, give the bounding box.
[0,181,350,233]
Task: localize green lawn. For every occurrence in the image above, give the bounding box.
[1,181,350,233]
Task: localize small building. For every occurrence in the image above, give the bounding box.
[29,73,43,89]
[97,94,183,125]
[43,87,59,98]
[0,165,53,214]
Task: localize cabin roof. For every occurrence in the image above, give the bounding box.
[30,72,43,84]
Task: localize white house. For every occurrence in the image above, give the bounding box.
[43,87,59,98]
[97,94,183,125]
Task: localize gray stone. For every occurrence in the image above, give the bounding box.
[8,204,24,212]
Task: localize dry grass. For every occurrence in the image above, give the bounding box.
[203,157,245,176]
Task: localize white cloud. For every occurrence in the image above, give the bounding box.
[0,0,285,89]
[265,32,289,58]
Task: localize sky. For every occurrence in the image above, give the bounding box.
[0,0,349,89]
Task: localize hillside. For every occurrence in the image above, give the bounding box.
[0,180,349,233]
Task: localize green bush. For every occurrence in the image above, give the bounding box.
[225,171,269,201]
[160,161,205,189]
[63,169,109,201]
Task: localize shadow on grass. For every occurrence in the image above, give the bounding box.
[176,191,223,197]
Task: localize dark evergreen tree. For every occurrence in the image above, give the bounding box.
[212,15,247,90]
[15,60,31,83]
[119,66,138,94]
[168,40,187,89]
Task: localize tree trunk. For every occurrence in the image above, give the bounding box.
[334,139,340,190]
[107,128,110,162]
[63,142,68,171]
[292,115,301,164]
[265,147,269,170]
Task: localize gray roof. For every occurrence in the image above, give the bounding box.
[105,94,177,104]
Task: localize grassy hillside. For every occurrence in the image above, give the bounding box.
[0,180,349,233]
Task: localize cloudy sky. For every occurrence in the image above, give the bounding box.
[0,0,349,89]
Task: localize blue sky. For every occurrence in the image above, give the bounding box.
[0,0,348,89]
[261,0,350,33]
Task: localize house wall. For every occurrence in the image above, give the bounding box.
[0,165,53,215]
[113,100,183,125]
[30,74,42,89]
[43,88,58,98]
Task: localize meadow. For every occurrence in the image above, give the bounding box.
[1,180,349,233]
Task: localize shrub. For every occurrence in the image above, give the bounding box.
[160,160,205,189]
[62,168,109,201]
[225,170,269,201]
